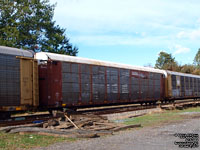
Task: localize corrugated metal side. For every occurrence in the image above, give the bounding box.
[0,54,20,106]
[119,69,129,101]
[190,77,194,96]
[171,75,181,97]
[106,67,118,103]
[161,74,165,100]
[150,72,155,99]
[167,70,200,79]
[194,78,198,96]
[167,73,200,99]
[39,64,48,106]
[129,71,162,102]
[197,79,200,96]
[154,73,162,99]
[130,70,140,101]
[185,77,189,96]
[130,70,154,101]
[81,64,91,104]
[36,52,167,76]
[140,71,150,100]
[167,74,172,97]
[20,59,33,105]
[49,61,62,106]
[181,76,185,97]
[0,46,34,57]
[92,66,106,104]
[33,60,39,106]
[62,62,80,106]
[60,61,166,107]
[39,61,62,107]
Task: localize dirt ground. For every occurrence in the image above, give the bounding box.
[34,112,200,150]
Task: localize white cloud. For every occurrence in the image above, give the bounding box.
[173,45,191,55]
[177,29,200,40]
[51,0,200,34]
[176,18,200,40]
[50,0,200,49]
[177,31,186,38]
[72,35,170,46]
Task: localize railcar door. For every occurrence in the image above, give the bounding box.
[20,58,39,107]
[20,58,33,105]
[39,61,62,107]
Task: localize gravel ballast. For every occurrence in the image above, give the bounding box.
[34,113,200,150]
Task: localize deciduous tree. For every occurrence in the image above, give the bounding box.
[179,64,195,74]
[155,51,179,71]
[0,0,78,55]
[194,48,200,67]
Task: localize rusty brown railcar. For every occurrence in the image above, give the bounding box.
[36,52,166,109]
[0,46,39,116]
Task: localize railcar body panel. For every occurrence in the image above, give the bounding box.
[0,46,39,111]
[39,61,62,107]
[165,71,200,100]
[36,52,165,108]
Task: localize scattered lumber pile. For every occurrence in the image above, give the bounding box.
[0,112,141,138]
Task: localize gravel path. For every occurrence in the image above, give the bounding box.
[35,115,200,150]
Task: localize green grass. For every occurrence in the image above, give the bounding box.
[1,107,200,150]
[0,132,76,150]
[123,107,200,127]
[179,107,200,112]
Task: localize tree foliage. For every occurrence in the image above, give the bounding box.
[0,0,78,56]
[194,48,200,67]
[155,51,179,71]
[179,64,195,74]
[155,49,200,75]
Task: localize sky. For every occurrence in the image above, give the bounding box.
[49,0,200,67]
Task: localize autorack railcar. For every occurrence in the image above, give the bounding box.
[165,71,200,101]
[35,52,166,109]
[0,46,39,118]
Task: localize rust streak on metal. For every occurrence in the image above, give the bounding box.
[79,64,82,104]
[90,65,93,104]
[105,66,108,102]
[118,68,120,101]
[129,70,132,102]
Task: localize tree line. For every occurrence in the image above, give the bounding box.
[0,0,78,56]
[155,49,200,75]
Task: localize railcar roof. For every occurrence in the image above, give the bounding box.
[0,46,34,57]
[166,70,200,78]
[36,52,167,76]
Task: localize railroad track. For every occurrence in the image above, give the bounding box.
[78,99,200,115]
[1,99,200,127]
[78,104,156,115]
[0,114,56,127]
